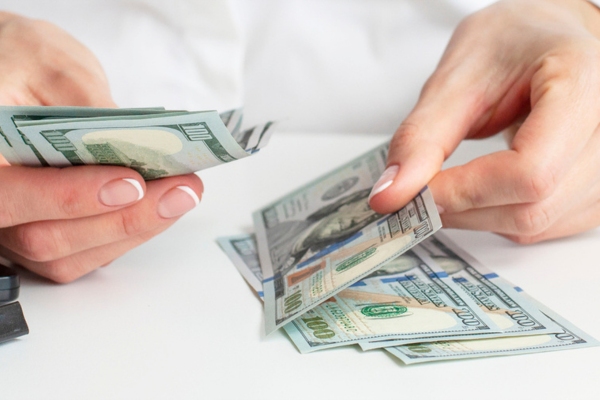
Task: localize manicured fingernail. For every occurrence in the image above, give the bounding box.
[99,178,144,206]
[369,165,399,201]
[436,204,445,214]
[158,186,200,218]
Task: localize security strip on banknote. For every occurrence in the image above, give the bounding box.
[252,142,442,334]
[219,233,502,353]
[217,234,264,299]
[218,233,598,362]
[358,233,565,350]
[0,106,274,178]
[283,246,501,353]
[385,294,599,364]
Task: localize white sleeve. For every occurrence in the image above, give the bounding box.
[590,0,600,8]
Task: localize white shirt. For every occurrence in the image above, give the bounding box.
[1,0,597,133]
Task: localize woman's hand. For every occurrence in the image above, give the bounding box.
[0,12,203,282]
[369,0,600,244]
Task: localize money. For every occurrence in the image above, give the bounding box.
[1,106,173,166]
[385,295,599,364]
[359,233,564,350]
[217,234,264,299]
[218,233,598,362]
[253,142,442,334]
[219,233,500,353]
[0,106,274,179]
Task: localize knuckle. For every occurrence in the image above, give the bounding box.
[55,185,85,217]
[518,165,557,202]
[116,210,146,238]
[444,167,480,212]
[0,207,16,228]
[453,11,484,37]
[14,224,70,262]
[392,122,421,148]
[43,260,81,284]
[506,234,538,245]
[512,204,552,236]
[536,39,600,92]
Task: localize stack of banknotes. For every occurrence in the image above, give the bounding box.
[218,142,598,364]
[0,106,273,178]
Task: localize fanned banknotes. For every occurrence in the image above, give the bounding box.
[359,233,564,350]
[219,233,501,353]
[218,233,598,362]
[0,106,274,179]
[385,295,599,364]
[253,143,442,334]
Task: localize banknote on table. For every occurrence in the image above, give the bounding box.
[217,233,264,299]
[253,142,442,334]
[359,232,565,350]
[284,247,501,352]
[386,294,599,364]
[219,233,598,363]
[0,106,274,179]
[219,233,501,353]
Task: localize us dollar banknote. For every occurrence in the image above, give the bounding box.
[219,233,598,362]
[0,106,274,179]
[284,247,504,352]
[359,233,564,350]
[385,294,599,364]
[217,233,264,299]
[219,233,502,353]
[1,106,177,166]
[253,142,442,334]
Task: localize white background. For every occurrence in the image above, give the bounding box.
[1,133,599,399]
[1,1,599,398]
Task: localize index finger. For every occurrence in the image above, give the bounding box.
[0,165,145,228]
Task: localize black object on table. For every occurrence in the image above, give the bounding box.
[0,263,29,344]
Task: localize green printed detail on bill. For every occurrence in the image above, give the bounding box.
[218,232,598,360]
[253,142,443,334]
[336,247,377,273]
[361,304,410,319]
[386,296,599,364]
[0,106,275,177]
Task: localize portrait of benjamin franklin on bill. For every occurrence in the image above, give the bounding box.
[268,188,383,276]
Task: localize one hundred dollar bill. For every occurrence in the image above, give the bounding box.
[0,106,274,179]
[217,234,264,299]
[359,233,564,350]
[385,294,599,364]
[283,247,500,352]
[219,233,499,353]
[219,233,598,362]
[253,142,442,334]
[0,106,174,166]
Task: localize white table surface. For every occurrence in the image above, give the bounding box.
[1,132,599,400]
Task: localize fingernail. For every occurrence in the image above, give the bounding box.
[99,178,144,206]
[436,204,445,214]
[158,186,200,218]
[369,165,399,201]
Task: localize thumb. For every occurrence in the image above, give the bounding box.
[368,82,481,214]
